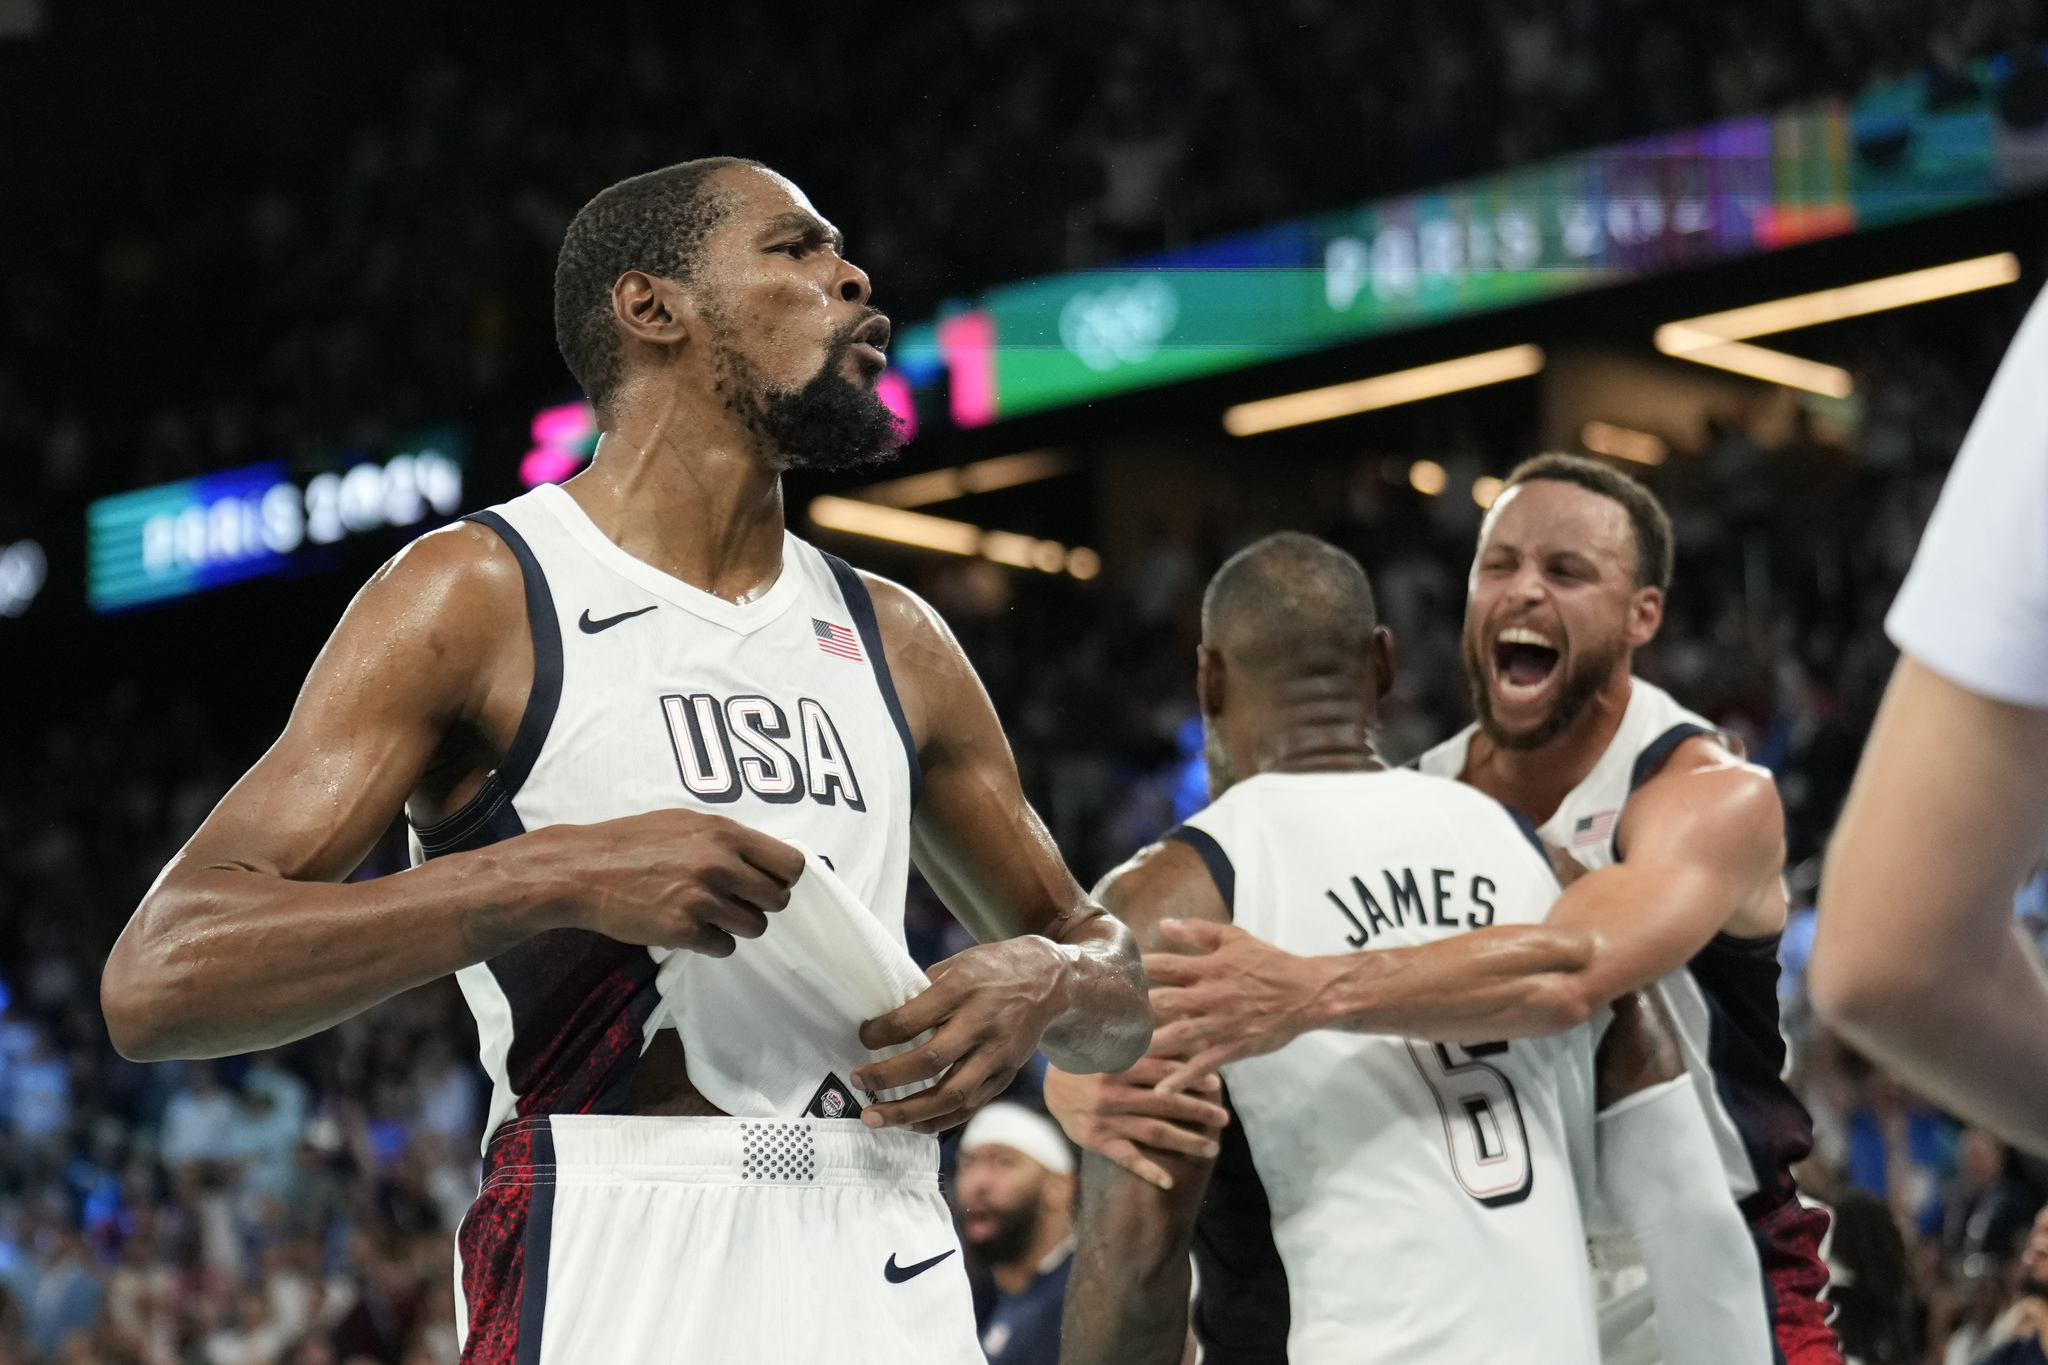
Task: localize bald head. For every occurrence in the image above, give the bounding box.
[1202,532,1381,680]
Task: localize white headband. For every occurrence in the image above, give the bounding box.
[959,1102,1075,1176]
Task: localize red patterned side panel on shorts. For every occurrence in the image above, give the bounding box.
[1744,1192,1842,1365]
[459,1122,546,1365]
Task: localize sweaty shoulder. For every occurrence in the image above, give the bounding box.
[1092,837,1232,946]
[857,571,961,753]
[323,519,531,731]
[1620,734,1786,933]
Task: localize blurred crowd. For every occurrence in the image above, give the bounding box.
[7,0,2048,504]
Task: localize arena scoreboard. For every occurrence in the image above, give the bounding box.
[87,445,464,613]
[891,54,2048,428]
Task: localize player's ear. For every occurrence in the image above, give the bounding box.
[612,270,694,349]
[1196,645,1226,720]
[1370,625,1397,704]
[1626,585,1663,648]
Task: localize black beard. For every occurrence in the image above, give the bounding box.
[1464,627,1625,752]
[715,315,904,472]
[968,1199,1042,1268]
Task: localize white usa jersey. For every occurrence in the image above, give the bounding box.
[1419,679,1821,1364]
[1177,769,1604,1365]
[406,483,920,1148]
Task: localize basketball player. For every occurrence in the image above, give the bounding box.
[1051,456,1835,1364]
[1060,533,1769,1365]
[1811,287,2048,1156]
[100,158,1149,1363]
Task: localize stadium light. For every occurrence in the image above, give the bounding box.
[853,450,1072,509]
[1223,345,1546,436]
[1581,421,1669,465]
[807,495,1098,580]
[1655,252,2021,396]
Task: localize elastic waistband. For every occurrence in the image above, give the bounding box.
[484,1114,940,1189]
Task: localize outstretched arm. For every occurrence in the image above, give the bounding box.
[1146,738,1784,1090]
[849,577,1150,1130]
[1812,656,2048,1156]
[101,525,804,1061]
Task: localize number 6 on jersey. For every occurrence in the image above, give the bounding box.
[1408,1039,1533,1207]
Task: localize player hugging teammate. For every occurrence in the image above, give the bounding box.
[1051,462,1840,1365]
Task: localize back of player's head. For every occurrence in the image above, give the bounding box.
[1202,532,1380,681]
[1502,453,1674,592]
[554,156,766,413]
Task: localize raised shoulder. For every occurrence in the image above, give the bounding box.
[1632,733,1783,835]
[1617,734,1787,936]
[1092,838,1232,951]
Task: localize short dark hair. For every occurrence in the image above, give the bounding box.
[552,157,765,413]
[1503,453,1674,592]
[1202,531,1380,677]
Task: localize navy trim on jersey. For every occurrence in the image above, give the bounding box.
[514,1117,556,1365]
[821,552,924,810]
[1192,1088,1290,1363]
[413,774,529,859]
[1627,722,1716,794]
[1165,824,1235,915]
[469,511,564,798]
[1610,721,1716,863]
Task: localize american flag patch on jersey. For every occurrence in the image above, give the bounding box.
[1572,810,1618,846]
[813,618,863,662]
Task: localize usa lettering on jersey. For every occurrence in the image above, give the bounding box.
[1323,866,1500,947]
[660,691,865,811]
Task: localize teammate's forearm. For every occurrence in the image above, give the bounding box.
[1038,909,1151,1073]
[1062,1149,1204,1365]
[1302,929,1605,1047]
[1822,923,2048,1156]
[103,832,570,1061]
[1304,925,1598,1041]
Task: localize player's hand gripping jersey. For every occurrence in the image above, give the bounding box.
[1179,769,1604,1364]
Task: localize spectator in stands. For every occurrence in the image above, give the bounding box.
[21,1225,97,1362]
[159,1063,238,1172]
[956,1104,1078,1365]
[1974,1205,2048,1365]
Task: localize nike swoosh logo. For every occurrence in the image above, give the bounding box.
[883,1249,956,1283]
[578,605,658,634]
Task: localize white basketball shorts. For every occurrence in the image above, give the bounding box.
[453,1114,982,1364]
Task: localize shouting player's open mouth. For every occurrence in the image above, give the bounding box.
[1491,626,1561,705]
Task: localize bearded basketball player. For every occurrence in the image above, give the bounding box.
[101,158,1149,1364]
[1050,456,1836,1365]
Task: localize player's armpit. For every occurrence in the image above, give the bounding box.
[1593,988,1687,1110]
[1061,1147,1214,1365]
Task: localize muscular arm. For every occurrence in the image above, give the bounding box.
[101,526,802,1061]
[1059,841,1232,1363]
[1811,656,2048,1156]
[1062,1147,1211,1365]
[1147,738,1785,1088]
[848,578,1149,1126]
